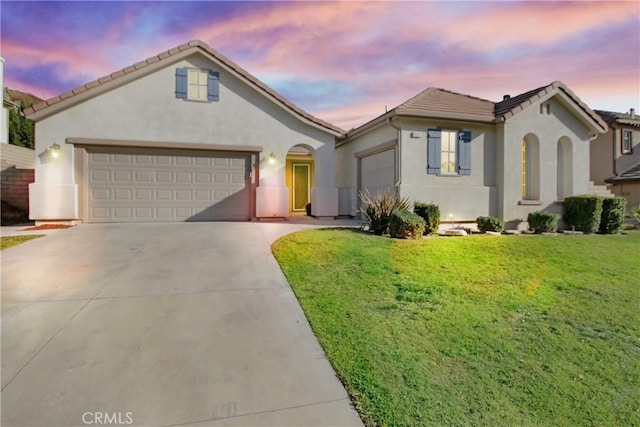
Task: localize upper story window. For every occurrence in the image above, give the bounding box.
[188,69,209,101]
[175,67,219,102]
[622,129,633,154]
[427,129,471,175]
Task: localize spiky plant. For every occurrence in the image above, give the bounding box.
[359,189,411,235]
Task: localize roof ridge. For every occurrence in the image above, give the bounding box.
[24,40,344,134]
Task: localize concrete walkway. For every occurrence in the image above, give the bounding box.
[1,220,363,426]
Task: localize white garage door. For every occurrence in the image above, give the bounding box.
[360,148,396,196]
[87,147,250,222]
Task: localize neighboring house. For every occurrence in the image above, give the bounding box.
[25,40,343,223]
[24,40,610,226]
[336,82,608,225]
[591,109,640,210]
[2,56,17,144]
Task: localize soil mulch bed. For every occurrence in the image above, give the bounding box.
[21,224,74,231]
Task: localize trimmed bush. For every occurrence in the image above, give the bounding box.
[599,197,626,234]
[389,209,426,239]
[359,190,411,235]
[476,216,505,233]
[414,202,440,235]
[563,195,603,233]
[527,211,559,233]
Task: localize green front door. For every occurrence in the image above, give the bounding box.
[292,163,310,211]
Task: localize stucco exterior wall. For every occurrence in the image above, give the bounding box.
[590,131,614,184]
[335,123,397,216]
[611,182,640,210]
[499,96,592,222]
[30,52,337,220]
[397,118,497,221]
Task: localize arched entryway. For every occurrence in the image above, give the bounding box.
[286,145,315,215]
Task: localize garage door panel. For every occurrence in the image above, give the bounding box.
[360,149,396,196]
[87,148,250,222]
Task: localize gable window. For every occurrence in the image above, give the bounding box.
[427,129,471,175]
[622,129,633,154]
[175,67,219,102]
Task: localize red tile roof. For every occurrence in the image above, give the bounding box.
[24,40,345,135]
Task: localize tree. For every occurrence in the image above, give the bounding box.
[8,101,35,149]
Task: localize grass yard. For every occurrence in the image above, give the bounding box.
[272,229,640,427]
[1,234,43,250]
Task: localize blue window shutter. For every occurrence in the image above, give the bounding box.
[207,71,219,101]
[175,68,188,99]
[457,131,472,175]
[427,129,441,174]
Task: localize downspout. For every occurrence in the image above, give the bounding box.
[388,117,402,192]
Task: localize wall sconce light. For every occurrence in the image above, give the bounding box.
[49,143,61,158]
[268,152,276,165]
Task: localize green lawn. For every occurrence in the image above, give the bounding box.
[1,234,43,250]
[272,229,640,427]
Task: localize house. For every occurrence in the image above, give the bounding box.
[336,82,608,226]
[2,55,17,144]
[25,40,609,225]
[591,109,640,210]
[25,40,343,223]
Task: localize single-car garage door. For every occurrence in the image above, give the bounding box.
[360,148,396,196]
[87,147,251,222]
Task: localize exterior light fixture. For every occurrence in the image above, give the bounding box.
[50,143,61,158]
[268,152,276,165]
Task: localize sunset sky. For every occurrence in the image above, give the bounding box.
[1,1,639,129]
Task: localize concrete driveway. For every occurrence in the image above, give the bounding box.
[1,221,363,427]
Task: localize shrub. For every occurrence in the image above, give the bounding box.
[413,202,440,235]
[527,211,559,233]
[389,209,426,239]
[563,195,603,233]
[599,197,626,234]
[359,190,411,235]
[476,216,505,233]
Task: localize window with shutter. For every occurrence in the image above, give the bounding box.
[427,129,441,174]
[427,129,472,175]
[175,68,219,102]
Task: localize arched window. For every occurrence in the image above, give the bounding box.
[521,134,540,200]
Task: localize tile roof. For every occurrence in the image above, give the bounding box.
[396,87,495,122]
[494,81,607,131]
[24,40,344,135]
[595,109,640,127]
[606,163,640,183]
[341,81,607,142]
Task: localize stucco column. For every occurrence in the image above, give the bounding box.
[310,142,338,218]
[256,150,289,218]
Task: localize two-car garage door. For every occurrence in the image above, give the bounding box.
[87,147,251,222]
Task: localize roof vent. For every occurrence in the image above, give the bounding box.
[630,108,636,119]
[503,95,510,101]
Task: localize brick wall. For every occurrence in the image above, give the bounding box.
[1,167,34,211]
